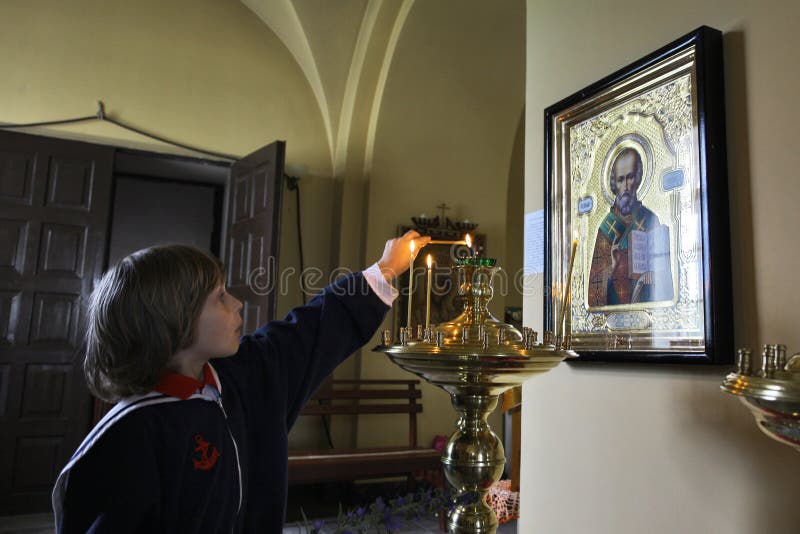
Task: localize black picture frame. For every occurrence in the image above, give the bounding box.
[544,26,732,364]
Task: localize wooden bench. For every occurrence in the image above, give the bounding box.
[288,379,442,487]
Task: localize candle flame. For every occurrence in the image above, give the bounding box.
[410,240,415,253]
[465,234,472,248]
[426,254,432,268]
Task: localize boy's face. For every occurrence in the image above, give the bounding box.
[193,283,243,359]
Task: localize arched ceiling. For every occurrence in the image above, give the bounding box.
[242,0,413,176]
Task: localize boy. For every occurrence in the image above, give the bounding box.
[52,230,429,533]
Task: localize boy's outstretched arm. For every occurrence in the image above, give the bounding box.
[234,230,429,426]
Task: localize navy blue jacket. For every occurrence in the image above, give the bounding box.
[54,272,389,533]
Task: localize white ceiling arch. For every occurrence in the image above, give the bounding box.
[242,0,413,176]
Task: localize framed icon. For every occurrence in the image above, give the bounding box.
[544,26,733,363]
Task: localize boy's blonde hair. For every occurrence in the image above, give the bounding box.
[84,244,224,402]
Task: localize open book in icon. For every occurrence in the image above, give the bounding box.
[628,224,674,303]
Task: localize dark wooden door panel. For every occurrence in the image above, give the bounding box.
[0,148,35,206]
[0,218,29,276]
[0,364,10,416]
[0,130,113,515]
[226,141,284,330]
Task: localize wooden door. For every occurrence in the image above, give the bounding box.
[0,131,114,514]
[225,141,285,331]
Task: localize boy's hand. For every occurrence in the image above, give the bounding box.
[377,230,431,282]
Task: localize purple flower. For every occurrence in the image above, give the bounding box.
[313,518,325,531]
[356,506,366,518]
[396,496,406,506]
[375,496,386,510]
[383,511,402,531]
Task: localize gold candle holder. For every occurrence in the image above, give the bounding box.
[376,259,576,533]
[722,343,800,452]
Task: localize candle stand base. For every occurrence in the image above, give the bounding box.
[443,394,504,534]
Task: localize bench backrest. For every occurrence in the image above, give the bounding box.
[301,379,423,449]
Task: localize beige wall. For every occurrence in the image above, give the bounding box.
[0,0,332,173]
[522,1,800,532]
[356,0,526,449]
[0,0,337,311]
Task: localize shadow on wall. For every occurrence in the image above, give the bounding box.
[505,108,525,308]
[723,31,759,351]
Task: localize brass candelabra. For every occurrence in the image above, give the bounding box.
[375,258,575,533]
[721,344,800,451]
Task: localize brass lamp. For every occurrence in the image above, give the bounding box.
[375,258,575,533]
[721,345,800,451]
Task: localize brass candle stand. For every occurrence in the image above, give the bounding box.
[721,344,800,451]
[375,258,575,533]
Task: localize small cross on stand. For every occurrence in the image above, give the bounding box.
[436,202,451,221]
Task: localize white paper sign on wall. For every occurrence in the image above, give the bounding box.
[524,209,544,275]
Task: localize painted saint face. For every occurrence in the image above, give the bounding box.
[612,151,641,215]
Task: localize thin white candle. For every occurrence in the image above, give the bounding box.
[407,240,415,329]
[557,238,579,339]
[427,239,468,245]
[425,254,433,329]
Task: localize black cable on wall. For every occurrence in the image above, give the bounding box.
[287,173,334,449]
[286,175,307,305]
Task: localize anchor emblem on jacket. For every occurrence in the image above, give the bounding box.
[192,434,220,470]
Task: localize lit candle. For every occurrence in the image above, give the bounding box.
[557,237,579,340]
[425,254,433,329]
[407,239,415,329]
